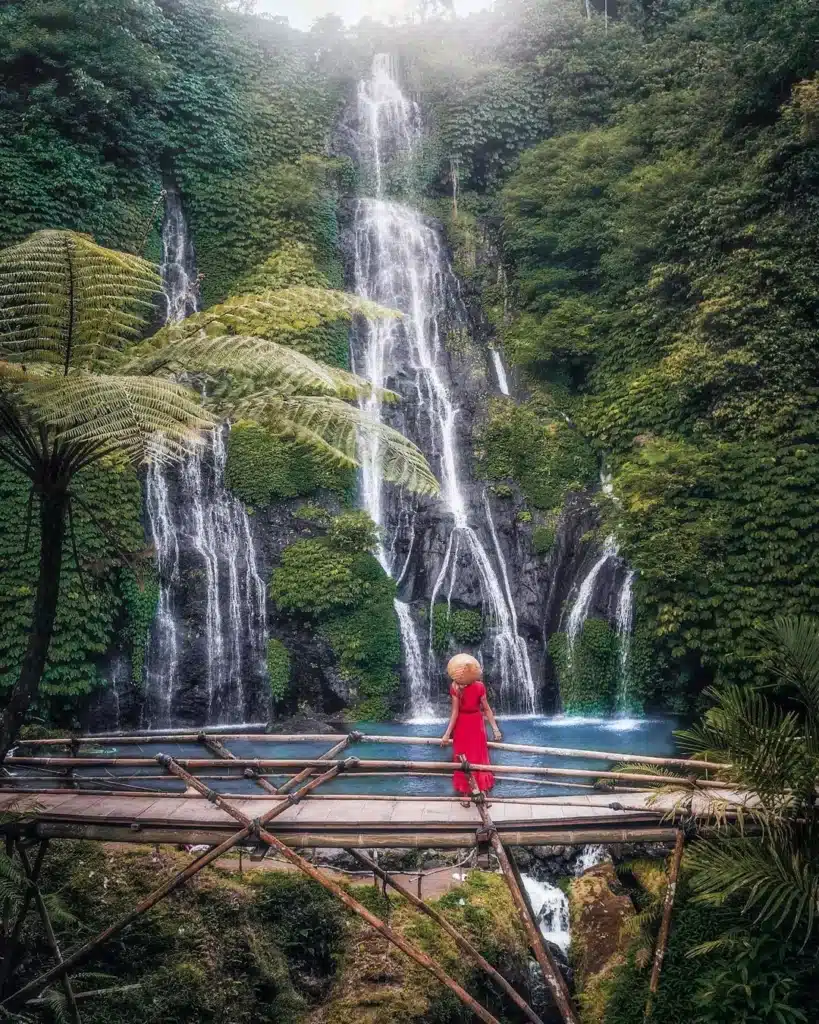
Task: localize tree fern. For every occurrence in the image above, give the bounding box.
[0,229,438,760]
[0,230,159,372]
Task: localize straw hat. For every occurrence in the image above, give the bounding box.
[447,653,482,685]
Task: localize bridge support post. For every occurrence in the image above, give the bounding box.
[459,756,580,1024]
[644,828,685,1020]
[18,841,82,1024]
[157,756,504,1024]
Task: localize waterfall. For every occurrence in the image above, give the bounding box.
[522,875,571,952]
[575,844,608,875]
[352,55,536,716]
[490,349,510,396]
[160,189,198,323]
[143,192,267,726]
[565,535,618,661]
[615,569,636,712]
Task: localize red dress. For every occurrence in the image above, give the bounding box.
[451,681,494,794]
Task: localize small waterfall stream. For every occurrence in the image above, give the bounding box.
[143,190,267,727]
[352,55,536,716]
[615,569,636,711]
[565,535,619,661]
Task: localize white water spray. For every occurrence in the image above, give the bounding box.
[353,56,536,716]
[522,875,571,952]
[490,349,510,395]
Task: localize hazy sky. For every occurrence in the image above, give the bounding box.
[255,0,493,32]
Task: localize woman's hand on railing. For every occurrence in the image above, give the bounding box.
[440,734,452,746]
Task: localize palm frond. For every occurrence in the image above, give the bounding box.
[21,373,214,465]
[686,829,819,941]
[232,393,440,495]
[0,230,159,371]
[758,616,819,722]
[677,685,816,815]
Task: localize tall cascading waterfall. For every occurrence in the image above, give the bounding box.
[351,55,537,717]
[143,189,267,727]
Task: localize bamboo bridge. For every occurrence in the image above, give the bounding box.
[0,729,741,1024]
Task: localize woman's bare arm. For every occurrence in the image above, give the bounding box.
[481,694,502,741]
[441,691,459,744]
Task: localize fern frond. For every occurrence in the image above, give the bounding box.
[130,330,390,401]
[0,230,159,371]
[232,393,440,495]
[21,373,214,464]
[153,286,395,343]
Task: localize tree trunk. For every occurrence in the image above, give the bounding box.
[0,487,67,760]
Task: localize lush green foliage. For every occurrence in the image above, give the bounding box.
[225,422,351,507]
[266,638,291,704]
[475,398,596,511]
[0,0,346,300]
[119,567,160,688]
[430,603,484,655]
[269,511,402,718]
[19,841,347,1024]
[678,618,819,945]
[549,619,618,715]
[531,523,555,555]
[0,457,145,704]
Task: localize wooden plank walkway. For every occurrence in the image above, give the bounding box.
[0,787,751,848]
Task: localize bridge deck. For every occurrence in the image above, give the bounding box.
[0,786,748,848]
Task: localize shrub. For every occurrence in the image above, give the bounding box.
[267,639,291,703]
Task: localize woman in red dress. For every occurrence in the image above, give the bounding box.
[441,654,503,806]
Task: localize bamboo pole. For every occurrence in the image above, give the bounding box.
[277,735,352,794]
[29,821,684,848]
[2,757,726,787]
[55,771,609,790]
[0,762,344,1012]
[17,733,348,746]
[459,757,579,1024]
[18,843,81,1024]
[360,735,728,772]
[157,755,503,1024]
[15,733,728,772]
[644,829,685,1020]
[348,849,546,1024]
[197,733,279,795]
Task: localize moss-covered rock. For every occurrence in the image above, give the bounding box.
[569,863,636,1024]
